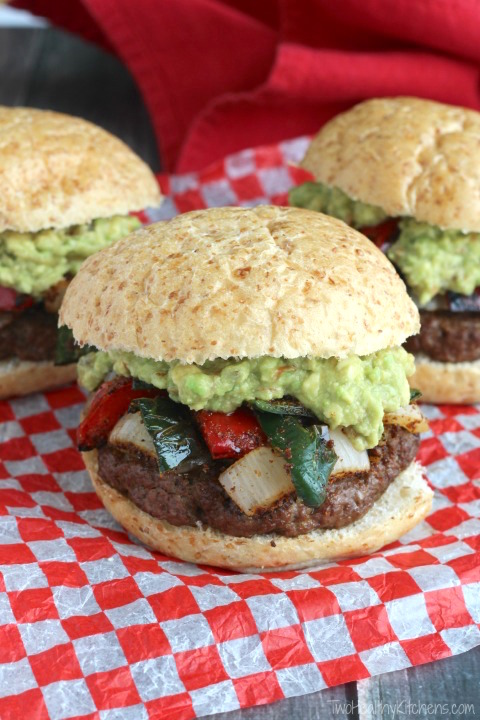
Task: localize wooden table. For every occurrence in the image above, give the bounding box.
[1,25,479,720]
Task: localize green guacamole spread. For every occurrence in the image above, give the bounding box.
[289,181,387,228]
[290,180,480,305]
[78,347,414,450]
[387,220,480,305]
[0,215,140,296]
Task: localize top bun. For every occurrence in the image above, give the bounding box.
[0,106,162,233]
[60,206,419,364]
[301,97,480,232]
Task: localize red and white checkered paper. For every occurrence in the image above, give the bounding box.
[1,137,480,720]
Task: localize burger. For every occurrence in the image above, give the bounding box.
[0,106,161,398]
[290,97,480,403]
[60,206,432,571]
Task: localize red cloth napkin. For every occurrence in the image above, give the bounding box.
[12,0,480,172]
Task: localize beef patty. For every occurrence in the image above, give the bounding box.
[97,424,419,538]
[406,310,480,363]
[0,305,58,362]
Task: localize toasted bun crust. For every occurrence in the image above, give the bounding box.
[84,452,432,571]
[0,359,77,399]
[60,206,419,363]
[302,97,480,232]
[0,106,161,233]
[410,355,480,404]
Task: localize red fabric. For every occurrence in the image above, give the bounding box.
[12,0,480,171]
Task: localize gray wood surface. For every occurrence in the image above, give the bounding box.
[0,26,160,171]
[213,649,480,719]
[0,24,479,720]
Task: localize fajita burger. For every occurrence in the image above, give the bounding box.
[0,106,161,398]
[290,97,480,403]
[60,206,432,571]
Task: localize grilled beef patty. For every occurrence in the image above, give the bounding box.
[406,310,480,363]
[0,305,58,362]
[97,425,419,538]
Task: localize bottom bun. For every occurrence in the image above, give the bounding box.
[84,450,433,572]
[0,358,77,399]
[410,355,480,404]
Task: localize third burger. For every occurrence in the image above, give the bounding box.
[290,96,480,404]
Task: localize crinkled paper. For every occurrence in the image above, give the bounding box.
[0,137,479,719]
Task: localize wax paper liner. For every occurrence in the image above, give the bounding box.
[0,137,479,720]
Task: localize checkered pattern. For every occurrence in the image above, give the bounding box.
[149,135,312,222]
[1,138,479,720]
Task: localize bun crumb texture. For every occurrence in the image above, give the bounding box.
[0,106,161,232]
[60,205,419,364]
[302,96,480,232]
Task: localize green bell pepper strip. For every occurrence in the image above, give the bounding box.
[255,411,337,507]
[55,325,93,366]
[410,388,422,403]
[130,396,207,473]
[252,398,316,418]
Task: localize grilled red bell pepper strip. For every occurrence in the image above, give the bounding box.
[196,407,267,459]
[359,219,399,249]
[0,286,34,313]
[77,377,162,451]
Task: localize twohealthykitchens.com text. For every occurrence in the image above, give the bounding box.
[329,700,476,717]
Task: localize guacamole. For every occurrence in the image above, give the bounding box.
[0,215,140,296]
[289,181,387,228]
[388,220,480,305]
[78,347,414,450]
[290,181,480,305]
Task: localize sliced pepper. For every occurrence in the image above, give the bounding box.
[255,412,337,507]
[196,407,267,459]
[132,396,208,472]
[77,377,162,451]
[55,325,93,366]
[360,219,399,249]
[410,388,422,403]
[252,398,315,418]
[0,286,34,313]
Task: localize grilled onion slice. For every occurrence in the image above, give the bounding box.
[219,446,295,516]
[327,428,370,476]
[384,404,429,434]
[109,412,157,457]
